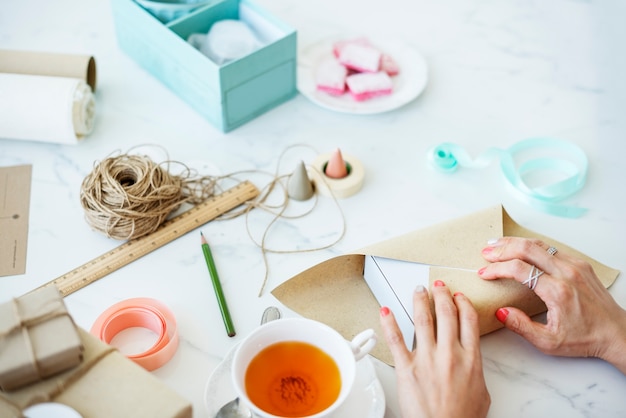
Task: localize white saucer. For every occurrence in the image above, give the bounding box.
[297,36,428,115]
[23,403,82,418]
[204,343,386,418]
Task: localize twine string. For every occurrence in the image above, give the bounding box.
[79,144,347,296]
[80,151,218,240]
[5,299,44,383]
[0,298,81,392]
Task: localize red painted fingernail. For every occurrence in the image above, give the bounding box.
[434,280,445,287]
[482,247,494,254]
[453,292,463,297]
[478,267,486,275]
[496,308,509,323]
[380,306,390,317]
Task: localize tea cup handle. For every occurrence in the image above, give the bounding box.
[349,329,377,361]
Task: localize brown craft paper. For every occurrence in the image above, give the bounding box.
[0,286,83,391]
[0,49,97,92]
[272,205,620,366]
[0,165,31,277]
[0,328,192,418]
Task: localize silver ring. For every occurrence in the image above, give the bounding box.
[547,246,558,256]
[522,265,544,290]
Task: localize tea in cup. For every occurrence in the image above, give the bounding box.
[231,317,376,418]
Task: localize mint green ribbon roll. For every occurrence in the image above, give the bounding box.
[428,138,588,218]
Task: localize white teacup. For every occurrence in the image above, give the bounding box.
[231,317,376,418]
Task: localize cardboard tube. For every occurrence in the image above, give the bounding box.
[0,73,95,144]
[0,49,97,92]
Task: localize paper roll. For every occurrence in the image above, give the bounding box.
[0,73,95,144]
[0,49,97,91]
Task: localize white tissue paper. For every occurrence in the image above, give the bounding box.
[0,73,95,145]
[188,19,262,65]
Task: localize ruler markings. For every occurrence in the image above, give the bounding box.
[30,181,259,297]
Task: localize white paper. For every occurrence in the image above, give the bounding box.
[363,255,429,350]
[0,73,95,145]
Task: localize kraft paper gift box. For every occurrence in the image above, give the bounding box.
[0,327,192,418]
[111,0,297,132]
[272,205,620,366]
[0,286,83,391]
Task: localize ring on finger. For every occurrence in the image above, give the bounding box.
[522,265,544,290]
[547,246,558,256]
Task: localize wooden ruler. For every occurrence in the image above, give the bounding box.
[32,180,259,297]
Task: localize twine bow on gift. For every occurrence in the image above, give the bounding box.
[0,293,77,390]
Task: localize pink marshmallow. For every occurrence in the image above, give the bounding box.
[332,38,371,58]
[334,38,400,77]
[381,54,400,76]
[338,43,382,73]
[315,57,348,95]
[346,71,393,101]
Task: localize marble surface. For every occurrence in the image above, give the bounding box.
[1,0,626,417]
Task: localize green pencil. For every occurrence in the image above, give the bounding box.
[200,232,236,337]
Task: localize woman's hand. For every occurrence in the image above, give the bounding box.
[479,236,626,374]
[379,281,490,418]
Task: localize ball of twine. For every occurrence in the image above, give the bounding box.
[80,153,209,240]
[77,144,349,297]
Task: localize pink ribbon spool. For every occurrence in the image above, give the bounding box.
[90,298,179,371]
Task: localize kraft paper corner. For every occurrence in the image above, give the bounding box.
[272,204,620,366]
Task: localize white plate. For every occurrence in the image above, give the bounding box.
[204,343,386,418]
[297,37,428,114]
[23,403,82,418]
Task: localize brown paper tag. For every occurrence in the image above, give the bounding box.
[0,165,32,277]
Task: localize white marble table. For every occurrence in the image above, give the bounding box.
[1,0,625,417]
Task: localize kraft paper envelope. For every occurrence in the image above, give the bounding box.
[272,205,620,366]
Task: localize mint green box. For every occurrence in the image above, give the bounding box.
[111,0,297,132]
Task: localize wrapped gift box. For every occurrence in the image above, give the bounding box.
[111,0,297,132]
[0,286,83,391]
[0,328,192,417]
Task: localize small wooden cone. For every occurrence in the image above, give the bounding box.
[288,161,314,201]
[324,148,348,179]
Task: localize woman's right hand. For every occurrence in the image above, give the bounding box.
[479,236,626,374]
[379,281,490,418]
